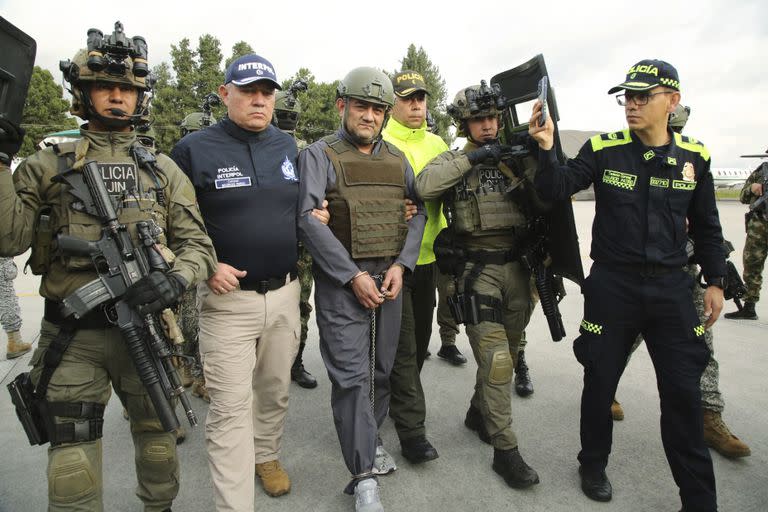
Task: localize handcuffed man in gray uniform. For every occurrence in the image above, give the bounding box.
[298,67,426,512]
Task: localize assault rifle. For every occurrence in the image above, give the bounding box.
[501,144,567,342]
[696,240,747,312]
[747,162,768,222]
[53,160,196,432]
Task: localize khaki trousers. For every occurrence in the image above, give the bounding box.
[199,279,300,512]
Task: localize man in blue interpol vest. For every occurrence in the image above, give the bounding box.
[171,53,301,511]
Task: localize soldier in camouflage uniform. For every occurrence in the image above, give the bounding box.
[1,256,32,358]
[613,105,751,459]
[0,26,216,510]
[724,160,767,320]
[176,106,218,403]
[273,86,319,389]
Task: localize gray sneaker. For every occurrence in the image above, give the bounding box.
[355,478,384,512]
[372,445,397,475]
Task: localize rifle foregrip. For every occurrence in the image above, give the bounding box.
[120,322,180,432]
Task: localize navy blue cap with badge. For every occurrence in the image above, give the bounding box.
[608,59,680,94]
[225,53,282,90]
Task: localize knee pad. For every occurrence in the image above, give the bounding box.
[488,349,513,385]
[48,445,99,505]
[137,432,179,484]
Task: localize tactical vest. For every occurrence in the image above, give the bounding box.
[445,160,528,238]
[27,139,172,278]
[323,135,408,259]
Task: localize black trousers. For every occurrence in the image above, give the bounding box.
[389,263,437,440]
[575,263,716,512]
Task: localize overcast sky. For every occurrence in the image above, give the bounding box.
[3,0,765,167]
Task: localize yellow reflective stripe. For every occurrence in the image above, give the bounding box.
[674,132,711,161]
[694,324,705,337]
[590,129,632,152]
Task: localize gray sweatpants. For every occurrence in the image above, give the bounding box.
[313,268,401,486]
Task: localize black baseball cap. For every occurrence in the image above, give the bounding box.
[608,59,680,94]
[393,70,429,98]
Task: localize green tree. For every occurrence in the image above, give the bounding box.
[282,68,339,143]
[225,41,255,68]
[150,35,226,152]
[394,44,453,145]
[19,66,77,157]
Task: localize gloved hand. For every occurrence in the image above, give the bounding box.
[0,117,25,165]
[466,143,514,165]
[124,271,187,315]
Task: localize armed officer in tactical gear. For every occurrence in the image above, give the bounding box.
[415,82,541,489]
[0,22,216,511]
[530,59,725,511]
[273,84,319,389]
[298,67,425,512]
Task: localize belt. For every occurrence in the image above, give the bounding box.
[465,248,520,265]
[610,263,682,277]
[44,299,113,329]
[239,271,297,294]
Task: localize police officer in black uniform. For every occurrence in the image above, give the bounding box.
[529,60,725,512]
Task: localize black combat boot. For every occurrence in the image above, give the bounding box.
[291,342,318,389]
[400,435,439,464]
[492,447,540,489]
[464,404,491,444]
[514,351,534,397]
[724,301,757,320]
[437,344,467,365]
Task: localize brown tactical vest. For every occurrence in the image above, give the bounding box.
[323,135,408,260]
[447,160,528,238]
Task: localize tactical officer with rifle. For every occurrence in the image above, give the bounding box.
[724,150,768,320]
[1,21,216,511]
[415,81,546,489]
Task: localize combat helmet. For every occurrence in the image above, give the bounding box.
[669,104,690,133]
[180,112,217,137]
[448,80,506,138]
[336,67,395,108]
[274,90,301,132]
[59,21,151,128]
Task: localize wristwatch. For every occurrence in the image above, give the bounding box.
[705,276,725,289]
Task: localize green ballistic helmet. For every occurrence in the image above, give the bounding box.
[60,48,150,120]
[180,111,216,137]
[448,82,505,137]
[274,91,301,132]
[669,104,690,133]
[337,67,394,108]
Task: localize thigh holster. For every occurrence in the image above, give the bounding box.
[41,401,106,446]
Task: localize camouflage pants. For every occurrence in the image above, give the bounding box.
[628,264,723,412]
[742,216,768,303]
[178,288,203,379]
[0,257,22,332]
[294,246,314,368]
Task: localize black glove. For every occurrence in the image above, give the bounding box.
[0,117,25,165]
[124,271,187,315]
[466,143,515,165]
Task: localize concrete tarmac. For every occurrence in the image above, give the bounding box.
[1,200,766,512]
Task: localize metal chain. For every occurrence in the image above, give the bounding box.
[369,273,384,411]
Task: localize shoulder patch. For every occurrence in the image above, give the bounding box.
[591,129,632,152]
[674,132,710,162]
